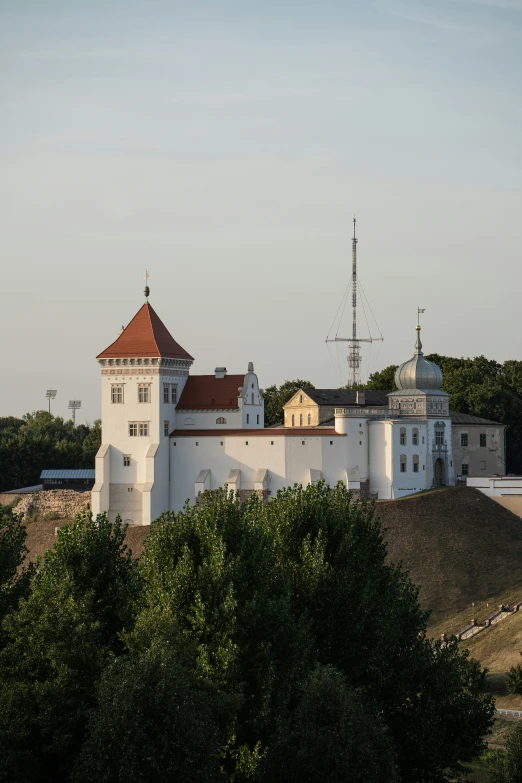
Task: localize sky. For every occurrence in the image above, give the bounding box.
[1,0,521,424]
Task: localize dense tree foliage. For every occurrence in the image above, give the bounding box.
[488,722,522,782]
[0,486,494,781]
[367,356,522,472]
[0,412,101,492]
[263,380,315,426]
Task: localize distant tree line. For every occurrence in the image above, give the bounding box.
[0,484,494,782]
[0,412,101,493]
[367,356,522,473]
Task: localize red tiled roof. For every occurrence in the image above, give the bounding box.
[170,428,344,437]
[177,375,245,410]
[97,303,193,360]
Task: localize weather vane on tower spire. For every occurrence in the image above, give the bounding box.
[143,270,151,300]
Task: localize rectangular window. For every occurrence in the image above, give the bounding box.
[257,414,260,424]
[127,487,133,493]
[400,461,406,473]
[129,423,138,437]
[164,421,169,436]
[412,432,418,445]
[111,384,124,404]
[171,385,177,404]
[461,433,468,447]
[163,384,170,403]
[139,422,149,437]
[400,431,406,445]
[435,431,444,446]
[461,463,469,475]
[123,455,131,467]
[413,462,419,473]
[246,414,249,424]
[480,433,486,447]
[138,384,150,403]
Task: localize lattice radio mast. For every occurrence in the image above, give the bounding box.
[326,216,383,387]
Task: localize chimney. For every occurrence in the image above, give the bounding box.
[215,367,227,379]
[356,390,366,406]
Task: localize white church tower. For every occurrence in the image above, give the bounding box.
[92,291,193,525]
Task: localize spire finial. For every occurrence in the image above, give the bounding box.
[353,214,357,242]
[143,269,151,300]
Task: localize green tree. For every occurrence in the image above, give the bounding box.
[138,482,493,782]
[0,505,32,633]
[488,721,522,782]
[0,514,140,782]
[263,664,398,783]
[263,380,315,426]
[74,646,225,783]
[366,364,398,391]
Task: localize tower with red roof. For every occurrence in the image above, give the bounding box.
[92,298,193,525]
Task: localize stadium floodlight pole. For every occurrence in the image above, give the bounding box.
[68,400,82,425]
[45,389,57,414]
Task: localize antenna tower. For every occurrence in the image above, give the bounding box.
[326,216,383,387]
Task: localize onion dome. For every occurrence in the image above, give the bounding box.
[394,325,443,391]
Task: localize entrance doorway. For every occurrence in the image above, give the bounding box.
[434,458,444,486]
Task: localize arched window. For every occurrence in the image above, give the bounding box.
[251,393,254,404]
[413,454,419,473]
[400,427,406,446]
[184,417,195,425]
[291,414,295,426]
[307,413,311,425]
[412,427,419,446]
[299,413,303,426]
[216,417,227,424]
[400,455,407,473]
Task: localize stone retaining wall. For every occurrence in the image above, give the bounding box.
[5,490,91,520]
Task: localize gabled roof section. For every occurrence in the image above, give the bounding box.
[97,303,193,360]
[177,375,244,410]
[290,389,390,407]
[449,411,504,426]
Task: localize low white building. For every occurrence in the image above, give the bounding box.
[92,297,503,524]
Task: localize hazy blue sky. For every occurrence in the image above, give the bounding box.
[1,0,521,423]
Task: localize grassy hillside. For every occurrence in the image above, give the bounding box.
[378,487,522,627]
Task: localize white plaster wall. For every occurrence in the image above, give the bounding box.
[369,421,393,499]
[175,409,242,429]
[169,434,349,512]
[99,368,185,523]
[390,419,428,498]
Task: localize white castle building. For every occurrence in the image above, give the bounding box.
[92,297,505,525]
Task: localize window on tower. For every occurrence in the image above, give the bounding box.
[111,385,124,404]
[163,384,170,404]
[400,427,406,446]
[138,384,151,403]
[164,421,170,436]
[171,385,178,404]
